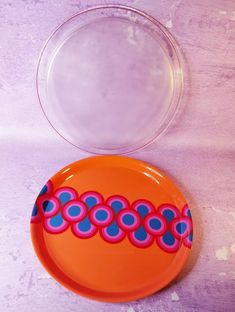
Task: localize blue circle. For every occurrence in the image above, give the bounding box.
[134,227,147,241]
[123,214,134,225]
[68,205,81,217]
[78,218,91,231]
[85,196,97,209]
[107,222,119,236]
[43,200,54,212]
[149,218,161,230]
[111,201,123,213]
[137,205,149,217]
[50,213,63,227]
[163,209,175,222]
[59,192,71,204]
[95,210,108,221]
[176,222,187,234]
[163,231,175,246]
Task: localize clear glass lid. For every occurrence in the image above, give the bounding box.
[37,5,183,154]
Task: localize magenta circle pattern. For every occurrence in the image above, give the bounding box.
[31,180,193,253]
[144,213,167,236]
[62,200,87,222]
[89,204,114,227]
[117,209,141,232]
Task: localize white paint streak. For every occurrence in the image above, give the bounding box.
[171,291,179,301]
[127,26,136,45]
[211,207,235,220]
[211,207,225,214]
[165,20,173,28]
[170,0,182,16]
[126,10,137,22]
[216,246,228,261]
[230,243,235,254]
[228,212,235,219]
[37,274,51,280]
[127,308,135,312]
[219,10,227,15]
[229,11,235,21]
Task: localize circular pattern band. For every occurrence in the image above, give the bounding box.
[31,180,193,253]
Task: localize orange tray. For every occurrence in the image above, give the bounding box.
[31,156,193,302]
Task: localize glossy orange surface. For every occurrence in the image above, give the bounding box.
[31,156,192,302]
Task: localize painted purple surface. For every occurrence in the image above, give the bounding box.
[0,0,235,311]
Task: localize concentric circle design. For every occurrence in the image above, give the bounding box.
[36,194,60,218]
[158,204,180,222]
[182,204,192,218]
[106,195,129,213]
[90,205,114,227]
[44,213,69,234]
[129,226,154,248]
[132,200,154,217]
[62,200,87,222]
[100,223,126,243]
[81,191,104,208]
[55,187,78,205]
[144,213,167,236]
[157,230,181,253]
[101,196,128,243]
[117,209,141,231]
[170,217,192,240]
[32,180,193,252]
[72,220,98,238]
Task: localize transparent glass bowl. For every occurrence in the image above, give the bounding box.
[36,5,184,154]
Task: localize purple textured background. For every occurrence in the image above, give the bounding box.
[1,0,235,311]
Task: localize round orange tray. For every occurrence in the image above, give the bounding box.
[31,156,193,302]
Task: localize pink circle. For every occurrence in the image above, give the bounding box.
[157,203,180,219]
[36,194,61,218]
[132,199,155,216]
[62,200,87,222]
[117,209,141,231]
[106,195,129,210]
[44,216,69,234]
[156,234,181,253]
[128,230,154,248]
[71,222,98,239]
[55,187,78,202]
[182,204,192,218]
[90,205,114,227]
[80,191,104,206]
[144,213,167,236]
[100,227,126,244]
[170,217,192,240]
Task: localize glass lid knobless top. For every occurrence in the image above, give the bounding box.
[37,5,183,154]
